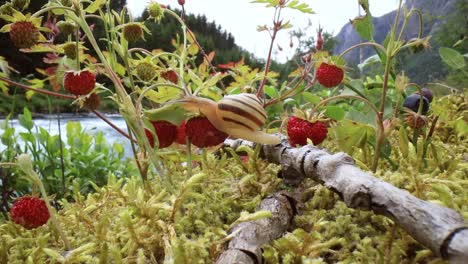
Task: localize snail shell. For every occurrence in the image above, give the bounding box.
[180,93,281,145]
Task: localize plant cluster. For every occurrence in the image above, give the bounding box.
[0,0,466,262]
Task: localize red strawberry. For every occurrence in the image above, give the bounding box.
[63,70,96,96]
[287,116,328,146]
[178,0,185,5]
[161,70,178,84]
[316,63,344,88]
[145,120,177,148]
[9,21,39,49]
[10,196,50,229]
[186,116,228,148]
[175,120,187,144]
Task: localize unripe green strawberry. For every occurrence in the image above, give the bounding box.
[63,42,77,59]
[84,93,100,111]
[136,62,156,81]
[0,3,15,16]
[9,21,39,49]
[147,2,164,21]
[123,23,144,43]
[56,21,77,36]
[63,70,96,96]
[12,0,30,10]
[316,62,344,88]
[10,196,50,229]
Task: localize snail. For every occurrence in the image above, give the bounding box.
[179,93,281,145]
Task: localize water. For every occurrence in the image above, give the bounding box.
[0,113,134,157]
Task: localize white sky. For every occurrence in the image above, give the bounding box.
[126,0,399,62]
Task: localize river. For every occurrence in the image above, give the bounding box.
[0,113,134,157]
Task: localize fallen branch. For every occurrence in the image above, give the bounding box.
[222,137,468,263]
[216,192,297,264]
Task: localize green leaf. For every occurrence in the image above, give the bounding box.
[18,107,33,130]
[286,0,314,14]
[144,86,180,103]
[323,105,345,120]
[332,119,375,154]
[351,0,373,41]
[144,104,186,125]
[264,85,278,98]
[302,92,321,104]
[439,47,466,70]
[86,0,106,13]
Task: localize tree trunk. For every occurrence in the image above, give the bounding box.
[219,138,468,263]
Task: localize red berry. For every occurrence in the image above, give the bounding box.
[406,114,427,130]
[63,70,96,96]
[161,70,178,84]
[178,0,185,5]
[175,120,187,145]
[186,116,228,148]
[316,63,344,88]
[145,120,177,148]
[287,116,328,146]
[10,197,50,229]
[9,21,39,49]
[308,121,328,145]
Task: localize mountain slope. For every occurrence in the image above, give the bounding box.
[333,0,458,66]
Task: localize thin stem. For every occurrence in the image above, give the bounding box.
[128,48,153,56]
[32,6,75,17]
[257,7,282,99]
[339,42,387,58]
[0,76,75,99]
[91,110,134,142]
[392,0,404,41]
[56,105,66,198]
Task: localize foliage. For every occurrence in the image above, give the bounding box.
[0,107,137,215]
[0,0,466,262]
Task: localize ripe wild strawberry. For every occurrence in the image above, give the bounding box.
[287,116,328,146]
[316,63,344,88]
[186,116,228,148]
[123,23,144,43]
[10,196,50,229]
[175,120,187,144]
[63,70,96,96]
[178,0,185,5]
[145,120,177,148]
[84,93,100,111]
[161,70,178,84]
[9,21,39,49]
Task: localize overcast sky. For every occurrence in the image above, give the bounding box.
[126,0,399,62]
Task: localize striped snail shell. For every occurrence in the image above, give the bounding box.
[180,93,281,145]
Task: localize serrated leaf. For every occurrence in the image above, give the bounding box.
[323,105,345,120]
[144,104,186,125]
[302,92,321,104]
[439,47,465,70]
[264,85,278,98]
[332,119,375,153]
[287,0,314,14]
[351,14,374,40]
[18,107,33,130]
[86,0,106,13]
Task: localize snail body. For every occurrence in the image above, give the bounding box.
[180,93,281,145]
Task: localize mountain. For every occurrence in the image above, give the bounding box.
[333,0,458,67]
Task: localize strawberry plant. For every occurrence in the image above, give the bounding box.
[0,0,466,263]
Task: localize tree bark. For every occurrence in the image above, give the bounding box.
[216,192,297,264]
[220,138,468,263]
